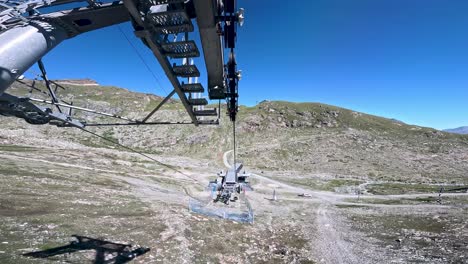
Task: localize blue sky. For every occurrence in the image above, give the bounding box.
[28,0,468,130]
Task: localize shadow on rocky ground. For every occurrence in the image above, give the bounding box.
[23,235,150,264]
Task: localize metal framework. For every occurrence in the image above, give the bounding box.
[0,0,244,127]
[8,73,222,126]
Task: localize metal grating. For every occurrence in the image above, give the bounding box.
[161,40,199,58]
[173,64,200,77]
[188,194,254,223]
[197,119,219,125]
[181,83,204,93]
[194,109,217,116]
[147,10,193,34]
[148,0,185,4]
[188,98,208,106]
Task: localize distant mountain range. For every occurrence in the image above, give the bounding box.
[444,126,468,135]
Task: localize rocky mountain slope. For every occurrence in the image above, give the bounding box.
[3,80,468,189]
[1,80,468,264]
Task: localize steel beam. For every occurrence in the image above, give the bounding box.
[141,89,175,122]
[28,97,139,122]
[137,30,199,125]
[123,0,199,125]
[82,120,219,126]
[193,0,225,99]
[0,1,130,95]
[0,21,68,95]
[43,1,130,36]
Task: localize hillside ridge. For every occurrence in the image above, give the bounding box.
[444,126,468,135]
[2,81,468,187]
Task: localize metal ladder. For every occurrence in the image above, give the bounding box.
[136,0,218,122]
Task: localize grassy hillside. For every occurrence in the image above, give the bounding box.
[2,80,468,188]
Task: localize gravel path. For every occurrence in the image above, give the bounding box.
[222,150,467,264]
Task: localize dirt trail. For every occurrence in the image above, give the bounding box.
[223,150,468,203]
[2,149,461,264]
[0,153,124,174]
[224,150,361,263]
[0,152,199,206]
[0,152,193,182]
[315,204,360,264]
[222,150,467,264]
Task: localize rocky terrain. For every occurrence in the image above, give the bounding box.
[0,80,467,263]
[52,79,100,86]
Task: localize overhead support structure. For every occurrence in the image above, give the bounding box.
[195,0,243,121]
[141,89,176,123]
[131,27,200,125]
[0,20,68,94]
[192,0,225,100]
[0,1,130,95]
[37,60,62,113]
[0,0,243,127]
[81,120,219,126]
[124,0,223,126]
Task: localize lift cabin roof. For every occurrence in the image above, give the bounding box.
[225,163,243,184]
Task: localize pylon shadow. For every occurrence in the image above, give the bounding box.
[23,235,150,264]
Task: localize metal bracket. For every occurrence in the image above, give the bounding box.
[141,89,175,123]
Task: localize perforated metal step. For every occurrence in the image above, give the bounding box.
[173,64,200,77]
[147,10,193,34]
[194,109,217,116]
[181,83,204,93]
[188,98,208,106]
[140,0,185,10]
[197,119,219,125]
[147,0,186,5]
[161,40,199,58]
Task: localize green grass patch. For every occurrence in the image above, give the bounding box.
[284,177,364,192]
[366,183,438,195]
[348,196,440,205]
[335,204,367,209]
[353,214,446,235]
[0,145,37,152]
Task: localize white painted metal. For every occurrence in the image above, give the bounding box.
[0,21,68,94]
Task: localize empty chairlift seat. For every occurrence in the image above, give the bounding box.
[150,0,186,5]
